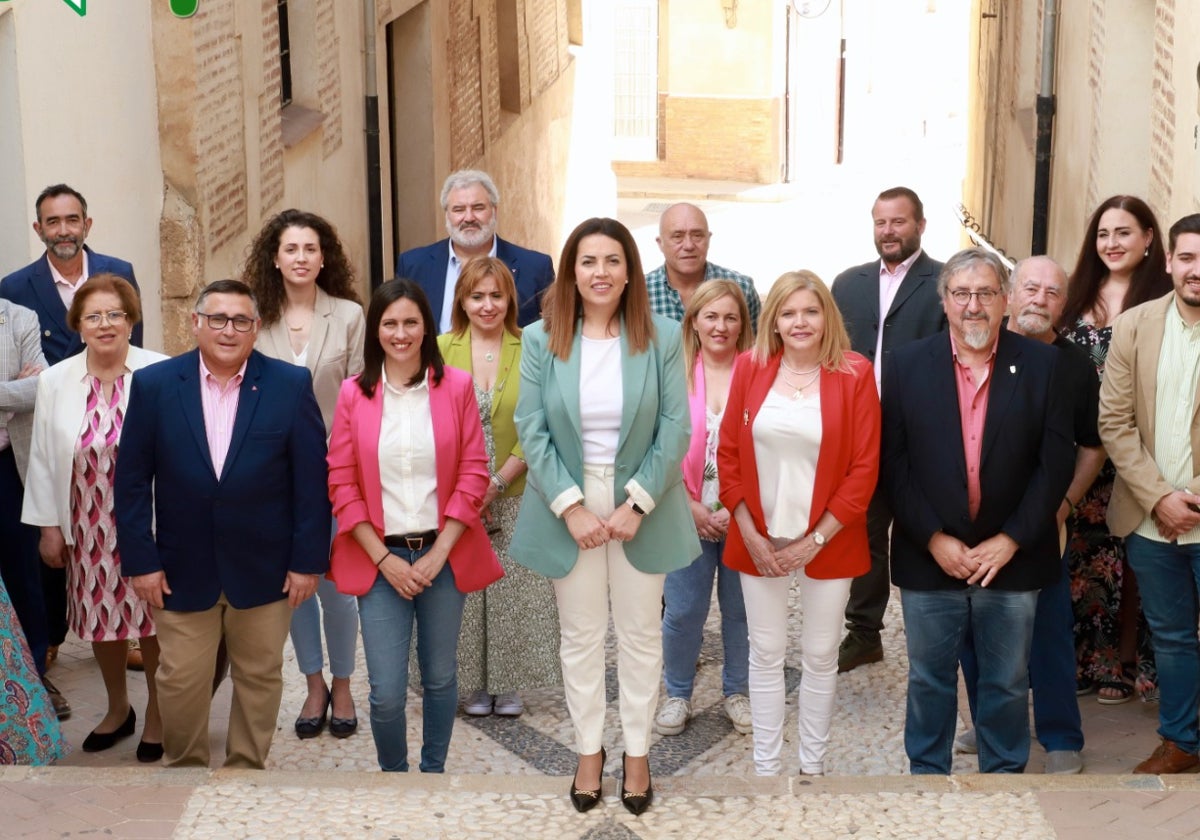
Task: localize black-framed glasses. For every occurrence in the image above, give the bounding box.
[196,312,257,332]
[81,310,127,326]
[947,288,1002,305]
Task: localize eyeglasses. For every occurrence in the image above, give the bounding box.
[196,312,257,332]
[81,310,127,326]
[947,288,1002,305]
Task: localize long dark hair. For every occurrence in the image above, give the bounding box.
[358,279,443,396]
[242,209,360,326]
[1061,195,1170,329]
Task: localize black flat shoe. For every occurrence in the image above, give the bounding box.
[82,706,136,752]
[136,740,164,763]
[620,752,653,816]
[569,747,605,813]
[329,716,358,739]
[294,694,330,739]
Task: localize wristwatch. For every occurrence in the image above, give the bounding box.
[811,530,827,547]
[629,501,646,516]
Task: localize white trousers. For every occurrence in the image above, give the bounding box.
[740,569,852,775]
[553,464,665,756]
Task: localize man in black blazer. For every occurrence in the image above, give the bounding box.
[883,248,1074,774]
[395,170,554,331]
[830,187,945,672]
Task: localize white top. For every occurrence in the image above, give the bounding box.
[291,344,309,367]
[753,387,822,539]
[379,370,439,535]
[579,335,623,464]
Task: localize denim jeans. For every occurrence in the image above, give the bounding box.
[290,576,360,677]
[1124,534,1200,754]
[357,546,465,772]
[662,538,749,698]
[901,585,1038,774]
[960,547,1082,752]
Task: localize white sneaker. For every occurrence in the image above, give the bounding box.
[724,693,753,734]
[493,692,524,716]
[462,690,494,716]
[954,727,977,754]
[654,697,691,735]
[1044,750,1083,775]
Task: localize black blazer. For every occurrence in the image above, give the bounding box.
[882,330,1075,591]
[831,251,946,370]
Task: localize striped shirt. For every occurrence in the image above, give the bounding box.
[1136,301,1200,544]
[199,356,246,478]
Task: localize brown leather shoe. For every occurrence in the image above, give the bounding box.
[1134,740,1200,774]
[126,639,145,672]
[41,676,71,720]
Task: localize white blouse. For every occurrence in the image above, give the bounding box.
[379,370,439,535]
[753,387,822,540]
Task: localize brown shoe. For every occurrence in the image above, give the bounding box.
[41,676,71,720]
[1134,740,1200,774]
[126,639,145,672]
[44,644,59,671]
[838,633,884,673]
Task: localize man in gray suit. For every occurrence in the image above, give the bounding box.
[830,186,946,672]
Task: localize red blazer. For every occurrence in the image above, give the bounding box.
[326,367,504,595]
[718,350,880,579]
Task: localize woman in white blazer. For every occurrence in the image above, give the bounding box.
[22,274,168,759]
[244,208,366,740]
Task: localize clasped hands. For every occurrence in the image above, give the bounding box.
[928,531,1018,587]
[745,530,819,577]
[565,502,642,550]
[1151,490,1200,542]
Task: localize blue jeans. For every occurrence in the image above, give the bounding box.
[960,547,1082,752]
[1124,534,1200,754]
[901,586,1038,774]
[662,538,749,698]
[290,575,360,677]
[357,546,465,772]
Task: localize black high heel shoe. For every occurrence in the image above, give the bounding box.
[620,752,653,816]
[569,747,606,812]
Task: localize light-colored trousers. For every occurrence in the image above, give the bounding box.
[552,464,665,756]
[155,594,292,769]
[740,570,851,775]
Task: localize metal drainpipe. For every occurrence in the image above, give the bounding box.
[1030,0,1058,256]
[364,0,385,289]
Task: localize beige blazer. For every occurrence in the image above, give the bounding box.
[1098,292,1200,536]
[255,288,366,434]
[22,344,168,542]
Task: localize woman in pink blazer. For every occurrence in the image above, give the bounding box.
[718,270,880,777]
[326,279,503,772]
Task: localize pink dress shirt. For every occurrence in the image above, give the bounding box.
[949,332,998,519]
[199,356,247,476]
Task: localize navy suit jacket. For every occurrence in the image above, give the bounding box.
[0,246,143,364]
[396,236,555,328]
[831,251,945,368]
[882,330,1075,592]
[114,349,331,611]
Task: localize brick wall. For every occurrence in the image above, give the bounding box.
[1149,0,1175,213]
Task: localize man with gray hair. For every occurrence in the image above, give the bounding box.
[396,169,555,332]
[882,248,1074,774]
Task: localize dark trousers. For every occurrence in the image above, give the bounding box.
[844,489,891,640]
[0,445,49,675]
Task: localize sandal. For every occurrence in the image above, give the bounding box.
[1076,677,1097,697]
[1097,662,1136,706]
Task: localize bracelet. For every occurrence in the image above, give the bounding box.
[564,503,585,520]
[374,551,390,567]
[490,472,510,493]
[1063,495,1075,510]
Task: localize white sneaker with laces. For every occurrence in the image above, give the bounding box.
[493,692,524,716]
[654,697,691,735]
[462,689,494,716]
[724,693,753,734]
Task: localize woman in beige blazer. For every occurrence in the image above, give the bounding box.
[244,209,365,739]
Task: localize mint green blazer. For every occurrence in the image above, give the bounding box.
[510,314,700,578]
[437,328,526,497]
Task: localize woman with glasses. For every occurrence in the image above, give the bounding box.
[244,209,365,740]
[23,273,168,760]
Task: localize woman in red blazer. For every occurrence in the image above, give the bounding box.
[326,279,503,773]
[718,270,880,776]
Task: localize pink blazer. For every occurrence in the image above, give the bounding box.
[681,357,708,500]
[326,367,504,595]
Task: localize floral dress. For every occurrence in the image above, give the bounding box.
[1066,320,1156,696]
[67,376,155,642]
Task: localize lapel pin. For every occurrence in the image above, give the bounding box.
[252,385,258,391]
[1009,365,1016,374]
[743,409,750,426]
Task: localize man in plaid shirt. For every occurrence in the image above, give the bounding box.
[645,203,761,332]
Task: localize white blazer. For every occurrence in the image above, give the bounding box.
[22,344,168,543]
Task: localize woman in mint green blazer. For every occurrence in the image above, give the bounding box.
[510,218,699,816]
[436,257,561,720]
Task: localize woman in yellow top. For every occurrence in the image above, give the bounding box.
[437,256,560,717]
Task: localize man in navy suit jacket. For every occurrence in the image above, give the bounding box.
[882,249,1074,775]
[115,280,330,769]
[0,184,143,365]
[395,169,554,331]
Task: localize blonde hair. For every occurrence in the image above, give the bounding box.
[448,256,521,337]
[753,270,850,370]
[681,279,753,390]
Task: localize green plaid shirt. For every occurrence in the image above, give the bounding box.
[644,262,762,334]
